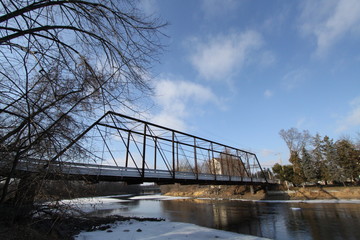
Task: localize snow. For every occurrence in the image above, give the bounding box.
[59,197,129,205]
[103,194,134,198]
[48,197,130,214]
[129,194,189,201]
[74,220,270,240]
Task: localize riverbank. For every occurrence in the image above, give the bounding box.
[0,195,271,240]
[2,189,360,239]
[161,184,360,200]
[74,219,270,240]
[278,186,360,200]
[0,214,165,240]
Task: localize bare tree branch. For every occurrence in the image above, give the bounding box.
[0,0,166,205]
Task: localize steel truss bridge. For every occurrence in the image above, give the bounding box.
[2,112,277,185]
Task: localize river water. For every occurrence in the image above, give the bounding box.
[89,196,360,240]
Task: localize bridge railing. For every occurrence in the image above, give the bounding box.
[47,111,269,184]
[3,158,273,184]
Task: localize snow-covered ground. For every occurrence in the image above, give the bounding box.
[44,196,130,215]
[49,195,189,215]
[74,219,270,240]
[129,194,189,201]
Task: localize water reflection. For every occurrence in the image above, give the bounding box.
[90,197,360,240]
[161,200,360,239]
[161,200,278,238]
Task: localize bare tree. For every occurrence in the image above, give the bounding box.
[279,128,311,177]
[0,0,165,206]
[279,128,311,154]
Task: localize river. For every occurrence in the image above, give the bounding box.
[87,195,360,240]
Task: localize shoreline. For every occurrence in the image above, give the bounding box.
[161,185,360,201]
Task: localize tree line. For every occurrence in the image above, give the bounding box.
[273,128,360,186]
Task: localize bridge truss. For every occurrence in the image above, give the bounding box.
[8,112,275,185]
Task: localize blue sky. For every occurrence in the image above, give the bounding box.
[134,0,360,168]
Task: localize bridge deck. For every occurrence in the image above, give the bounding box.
[1,160,277,185]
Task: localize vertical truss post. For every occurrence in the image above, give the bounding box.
[154,138,157,171]
[142,123,147,178]
[211,142,216,181]
[225,148,231,181]
[237,151,250,178]
[194,138,198,180]
[125,131,131,168]
[236,150,243,181]
[172,131,175,179]
[207,150,211,174]
[246,153,252,183]
[176,142,179,171]
[254,154,268,183]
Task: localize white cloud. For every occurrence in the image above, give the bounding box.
[264,89,273,98]
[151,78,221,131]
[151,113,187,132]
[299,0,360,57]
[336,97,360,133]
[189,31,263,81]
[282,69,308,90]
[201,0,240,17]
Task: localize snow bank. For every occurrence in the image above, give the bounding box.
[129,194,189,201]
[48,197,130,214]
[59,197,129,205]
[74,220,269,240]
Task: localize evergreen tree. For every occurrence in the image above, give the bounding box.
[335,139,360,182]
[322,136,344,184]
[301,147,317,183]
[311,133,325,182]
[272,163,295,184]
[276,130,360,186]
[289,151,306,185]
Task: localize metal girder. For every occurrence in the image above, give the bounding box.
[10,111,273,185]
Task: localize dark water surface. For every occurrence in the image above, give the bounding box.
[91,196,360,240]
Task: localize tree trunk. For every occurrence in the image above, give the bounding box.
[13,173,39,218]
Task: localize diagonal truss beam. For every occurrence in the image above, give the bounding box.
[46,111,269,184]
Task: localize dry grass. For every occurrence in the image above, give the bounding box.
[162,184,360,200]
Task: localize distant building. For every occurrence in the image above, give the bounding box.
[207,156,247,177]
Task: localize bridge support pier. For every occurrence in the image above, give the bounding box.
[249,185,255,195]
